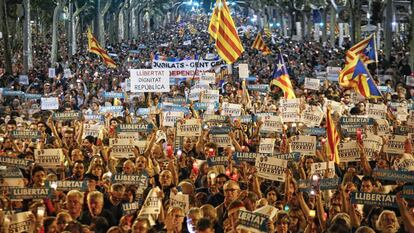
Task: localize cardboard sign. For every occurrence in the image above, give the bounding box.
[130,69,170,93]
[112,174,148,186]
[366,103,387,120]
[253,205,278,219]
[302,127,326,136]
[301,105,324,127]
[339,117,374,137]
[200,72,216,84]
[10,130,41,139]
[259,138,275,154]
[255,155,287,182]
[298,177,341,191]
[41,97,59,110]
[383,135,406,154]
[239,63,249,79]
[374,119,391,136]
[304,78,320,90]
[138,187,162,215]
[210,134,232,148]
[82,124,103,138]
[52,111,82,121]
[246,84,269,92]
[110,139,135,158]
[7,211,32,233]
[201,90,219,103]
[10,188,50,200]
[290,135,317,156]
[170,192,189,212]
[203,114,228,123]
[222,102,242,116]
[311,161,335,176]
[373,169,414,182]
[117,124,153,133]
[45,180,87,192]
[176,119,202,137]
[0,166,25,188]
[280,98,301,122]
[162,111,184,127]
[338,140,360,162]
[237,210,269,233]
[260,115,283,133]
[232,152,261,164]
[363,134,383,159]
[103,92,125,99]
[34,149,63,168]
[48,68,56,78]
[323,100,343,115]
[351,192,397,208]
[0,156,32,169]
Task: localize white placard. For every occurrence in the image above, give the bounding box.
[406,76,414,87]
[311,161,335,176]
[34,149,64,168]
[338,140,360,162]
[324,99,343,115]
[170,192,189,212]
[363,134,383,160]
[383,135,406,154]
[304,78,320,90]
[239,63,249,79]
[130,69,170,93]
[18,75,29,85]
[201,89,219,103]
[260,115,283,133]
[301,105,324,127]
[176,119,202,137]
[290,135,317,156]
[41,97,59,110]
[7,211,32,233]
[48,68,56,78]
[222,102,242,116]
[82,124,103,138]
[200,72,216,84]
[366,103,387,120]
[375,119,391,136]
[63,69,72,78]
[138,187,162,215]
[255,155,287,182]
[259,138,275,154]
[183,40,192,46]
[162,111,184,127]
[280,98,301,122]
[211,134,232,148]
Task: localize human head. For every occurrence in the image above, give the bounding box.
[166,207,185,231]
[275,211,290,233]
[72,160,85,179]
[227,200,245,230]
[200,204,217,223]
[196,218,215,233]
[265,186,279,205]
[187,207,202,233]
[131,218,151,233]
[109,183,125,206]
[223,180,240,204]
[242,191,258,211]
[32,165,46,187]
[66,190,84,219]
[123,159,135,174]
[160,170,173,187]
[376,210,400,233]
[44,217,58,233]
[87,191,104,217]
[361,176,375,193]
[56,212,72,232]
[355,226,376,233]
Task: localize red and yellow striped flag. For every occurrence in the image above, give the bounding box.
[264,24,271,37]
[87,29,116,69]
[326,108,340,164]
[252,32,271,55]
[208,0,244,64]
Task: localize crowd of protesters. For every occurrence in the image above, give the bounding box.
[0,10,413,233]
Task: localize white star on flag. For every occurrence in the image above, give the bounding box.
[365,45,371,53]
[277,62,284,71]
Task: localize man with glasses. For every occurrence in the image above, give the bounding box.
[215,180,240,229]
[206,173,228,207]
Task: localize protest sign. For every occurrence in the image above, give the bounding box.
[260,115,283,133]
[34,149,63,168]
[395,158,414,171]
[48,68,56,77]
[239,63,249,79]
[170,192,189,212]
[304,78,320,90]
[338,140,360,162]
[138,187,162,215]
[291,135,317,156]
[231,115,253,124]
[383,135,406,154]
[18,75,29,85]
[323,100,343,115]
[351,192,397,208]
[200,72,216,84]
[298,177,341,191]
[10,130,41,139]
[52,111,82,121]
[311,161,335,176]
[339,117,374,137]
[152,58,223,78]
[84,114,104,122]
[207,156,229,166]
[117,123,153,133]
[210,134,232,148]
[41,97,59,110]
[112,174,148,186]
[255,155,287,182]
[302,127,326,136]
[45,180,87,192]
[176,119,202,137]
[326,66,341,81]
[366,103,387,120]
[246,84,269,92]
[372,169,414,182]
[162,111,184,127]
[222,102,242,116]
[0,166,25,188]
[63,68,72,78]
[0,156,32,169]
[258,138,275,154]
[203,114,228,123]
[122,202,141,215]
[280,98,301,122]
[103,92,125,99]
[373,119,391,136]
[7,211,32,233]
[10,188,50,200]
[130,69,170,93]
[24,93,42,99]
[301,105,324,127]
[2,90,24,97]
[209,126,232,134]
[82,124,103,138]
[201,90,219,103]
[253,205,278,219]
[273,152,301,161]
[401,186,414,198]
[237,210,269,233]
[232,152,263,164]
[363,134,382,159]
[109,139,135,158]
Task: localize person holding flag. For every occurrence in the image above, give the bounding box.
[270,53,296,99]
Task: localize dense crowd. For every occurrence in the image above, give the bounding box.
[0,11,413,233]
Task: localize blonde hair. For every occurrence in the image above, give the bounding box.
[66,190,84,204]
[200,204,217,221]
[87,191,103,203]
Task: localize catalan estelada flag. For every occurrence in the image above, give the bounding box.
[264,24,271,37]
[208,0,244,64]
[271,53,296,99]
[252,32,272,55]
[345,34,377,64]
[339,56,382,98]
[87,29,116,68]
[326,108,340,164]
